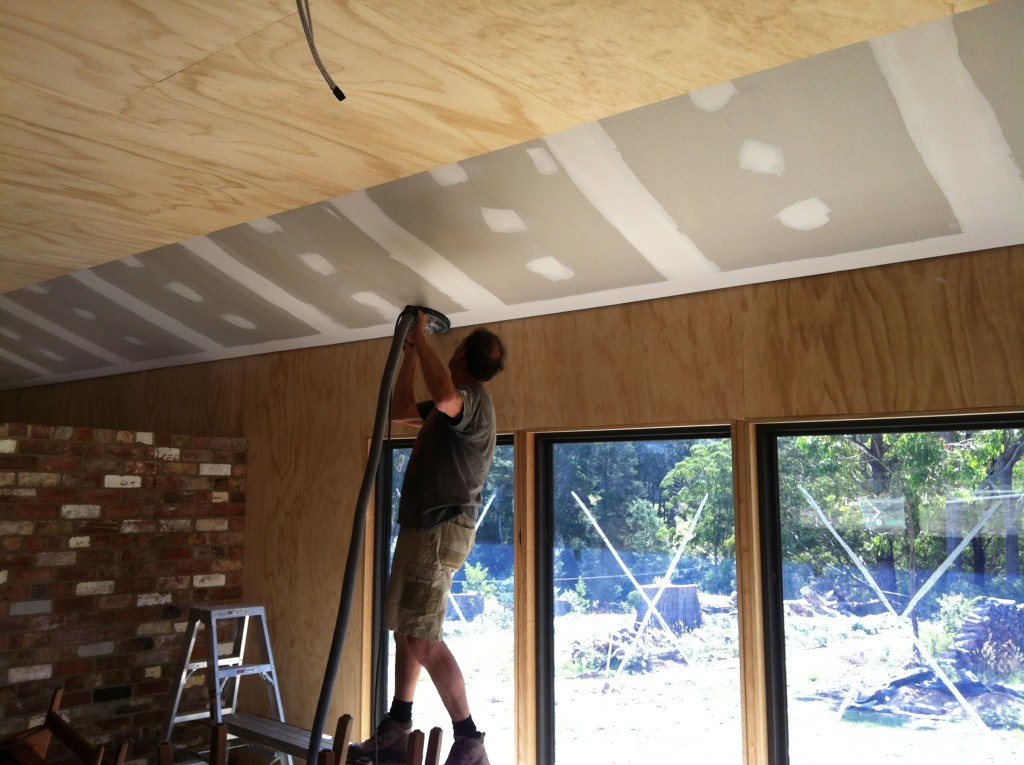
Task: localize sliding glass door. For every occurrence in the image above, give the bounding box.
[759,416,1024,764]
[536,429,743,764]
[376,438,516,761]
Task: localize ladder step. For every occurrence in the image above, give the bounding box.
[224,713,333,758]
[193,605,269,619]
[214,662,275,679]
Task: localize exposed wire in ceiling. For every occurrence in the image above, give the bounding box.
[296,0,346,101]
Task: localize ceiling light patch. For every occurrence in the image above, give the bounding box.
[299,252,337,276]
[71,270,219,353]
[481,207,527,234]
[2,288,130,363]
[0,347,49,376]
[739,139,785,175]
[39,348,66,362]
[329,192,505,311]
[165,281,203,302]
[774,197,832,231]
[429,164,470,187]
[544,124,717,279]
[248,218,284,235]
[351,291,401,321]
[689,81,739,112]
[221,313,256,330]
[526,147,559,176]
[183,237,343,334]
[526,256,575,282]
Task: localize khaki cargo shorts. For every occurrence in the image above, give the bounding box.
[384,514,476,641]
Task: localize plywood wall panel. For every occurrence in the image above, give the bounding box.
[740,248,1024,417]
[955,246,1024,406]
[498,291,744,431]
[238,341,386,726]
[0,357,248,436]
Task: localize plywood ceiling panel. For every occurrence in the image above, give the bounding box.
[1,0,1020,390]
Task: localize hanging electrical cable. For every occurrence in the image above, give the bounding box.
[296,0,346,101]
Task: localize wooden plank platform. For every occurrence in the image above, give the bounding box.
[223,713,333,758]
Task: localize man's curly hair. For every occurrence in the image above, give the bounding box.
[463,328,507,382]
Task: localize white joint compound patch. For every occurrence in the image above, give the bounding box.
[430,164,470,186]
[689,81,739,112]
[739,139,785,175]
[299,252,337,276]
[775,197,832,231]
[481,207,527,234]
[526,147,559,176]
[526,257,575,281]
[248,218,284,234]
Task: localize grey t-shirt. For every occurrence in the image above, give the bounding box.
[397,384,497,529]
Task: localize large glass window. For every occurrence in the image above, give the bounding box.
[375,438,515,760]
[760,417,1024,764]
[537,430,742,764]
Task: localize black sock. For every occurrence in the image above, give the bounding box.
[388,698,413,724]
[452,715,480,739]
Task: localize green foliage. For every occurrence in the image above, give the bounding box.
[937,593,978,635]
[558,577,591,614]
[477,444,515,546]
[661,439,735,566]
[922,593,978,657]
[463,561,497,598]
[780,428,1024,602]
[620,497,672,552]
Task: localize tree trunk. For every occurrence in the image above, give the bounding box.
[638,584,702,631]
[945,500,964,573]
[971,536,987,588]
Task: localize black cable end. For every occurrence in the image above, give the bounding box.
[332,85,347,102]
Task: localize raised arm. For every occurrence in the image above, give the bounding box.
[390,341,423,425]
[410,310,463,419]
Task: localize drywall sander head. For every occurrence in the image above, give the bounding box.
[402,305,451,335]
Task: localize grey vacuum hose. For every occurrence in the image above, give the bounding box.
[306,305,448,763]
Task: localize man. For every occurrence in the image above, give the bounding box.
[349,310,507,765]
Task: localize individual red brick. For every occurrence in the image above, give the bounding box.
[94,593,133,610]
[77,519,119,534]
[130,708,166,727]
[38,487,81,503]
[54,659,92,676]
[80,489,121,503]
[19,440,70,456]
[41,457,82,472]
[62,690,92,707]
[2,455,40,470]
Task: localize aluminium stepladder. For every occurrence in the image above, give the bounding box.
[161,605,292,763]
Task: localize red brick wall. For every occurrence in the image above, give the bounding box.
[0,423,246,763]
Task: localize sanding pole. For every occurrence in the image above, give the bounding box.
[306,307,417,763]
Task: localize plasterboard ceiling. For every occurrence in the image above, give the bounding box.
[1,1,1022,390]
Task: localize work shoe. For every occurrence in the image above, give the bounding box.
[443,733,490,765]
[347,715,412,763]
